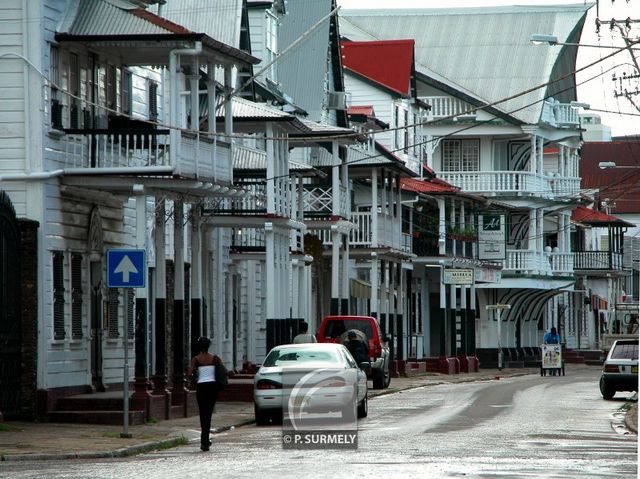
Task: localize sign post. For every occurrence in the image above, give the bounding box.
[107,249,146,439]
[485,304,511,371]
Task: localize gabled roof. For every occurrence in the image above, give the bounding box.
[216,97,309,132]
[571,206,635,227]
[340,4,593,125]
[579,141,640,214]
[401,177,459,194]
[340,40,414,97]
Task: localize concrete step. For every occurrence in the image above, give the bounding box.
[56,396,124,411]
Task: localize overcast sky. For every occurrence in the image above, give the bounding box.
[337,1,640,138]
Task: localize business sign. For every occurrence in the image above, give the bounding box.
[443,268,474,285]
[478,214,506,260]
[107,249,146,288]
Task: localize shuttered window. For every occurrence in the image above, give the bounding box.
[53,251,66,340]
[71,254,83,339]
[148,80,158,121]
[126,288,135,338]
[107,288,120,339]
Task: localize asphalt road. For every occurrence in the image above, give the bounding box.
[1,368,636,479]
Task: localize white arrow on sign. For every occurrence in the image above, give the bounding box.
[114,255,138,283]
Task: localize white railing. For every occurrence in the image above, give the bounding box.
[303,185,349,218]
[549,176,581,197]
[421,96,474,119]
[61,129,232,182]
[574,251,624,270]
[401,233,413,253]
[350,212,402,249]
[549,252,574,274]
[540,99,580,128]
[231,228,266,248]
[439,171,553,196]
[503,249,573,275]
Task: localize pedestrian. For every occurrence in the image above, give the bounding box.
[345,330,369,365]
[627,315,639,335]
[543,326,561,344]
[188,336,225,451]
[292,321,317,344]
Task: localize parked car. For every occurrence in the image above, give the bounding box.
[316,315,391,390]
[254,343,368,425]
[599,339,638,400]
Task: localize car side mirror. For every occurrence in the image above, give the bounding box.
[359,362,371,373]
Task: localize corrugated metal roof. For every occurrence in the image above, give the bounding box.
[217,97,310,132]
[234,147,314,172]
[341,40,414,96]
[340,4,593,124]
[152,0,242,47]
[60,0,185,35]
[401,177,458,194]
[278,0,333,122]
[571,206,635,226]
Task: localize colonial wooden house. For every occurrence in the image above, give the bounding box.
[341,4,591,366]
[0,0,282,421]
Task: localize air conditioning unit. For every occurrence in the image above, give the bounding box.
[326,91,349,110]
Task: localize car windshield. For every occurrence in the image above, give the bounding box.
[324,320,373,340]
[262,348,340,367]
[610,342,639,360]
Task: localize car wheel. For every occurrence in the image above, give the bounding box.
[383,359,391,389]
[342,389,357,422]
[254,404,270,426]
[357,393,368,418]
[600,377,615,400]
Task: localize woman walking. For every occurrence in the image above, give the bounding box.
[188,336,224,451]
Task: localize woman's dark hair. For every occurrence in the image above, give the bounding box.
[196,336,211,353]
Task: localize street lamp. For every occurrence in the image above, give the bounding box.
[485,304,511,371]
[599,161,640,169]
[530,34,640,50]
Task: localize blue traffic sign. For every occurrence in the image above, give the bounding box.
[107,249,146,288]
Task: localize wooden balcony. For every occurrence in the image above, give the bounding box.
[60,128,232,181]
[502,249,573,275]
[303,184,349,219]
[439,171,553,197]
[574,251,624,270]
[540,99,580,128]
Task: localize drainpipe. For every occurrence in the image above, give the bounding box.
[0,170,64,181]
[169,42,203,176]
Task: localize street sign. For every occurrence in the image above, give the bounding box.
[443,268,474,285]
[107,249,146,288]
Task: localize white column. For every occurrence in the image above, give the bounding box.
[538,207,545,251]
[265,222,275,319]
[342,236,350,307]
[136,195,147,302]
[530,134,537,174]
[331,230,340,302]
[538,136,544,176]
[266,123,275,214]
[371,169,379,247]
[332,140,340,216]
[529,208,537,250]
[370,253,379,316]
[437,198,446,255]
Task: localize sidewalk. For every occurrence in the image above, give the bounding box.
[1,365,635,461]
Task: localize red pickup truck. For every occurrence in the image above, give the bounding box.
[316,315,391,389]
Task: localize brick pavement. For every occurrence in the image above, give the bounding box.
[0,365,635,461]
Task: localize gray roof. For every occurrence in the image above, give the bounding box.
[340,4,593,125]
[151,0,242,47]
[234,147,315,172]
[59,0,177,35]
[278,0,333,122]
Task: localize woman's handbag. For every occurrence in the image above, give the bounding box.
[214,356,229,390]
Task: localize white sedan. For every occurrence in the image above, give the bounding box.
[254,343,368,425]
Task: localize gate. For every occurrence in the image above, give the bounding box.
[0,191,21,419]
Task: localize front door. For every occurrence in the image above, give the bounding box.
[90,260,105,391]
[0,192,21,418]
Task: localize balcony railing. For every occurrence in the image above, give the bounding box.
[309,212,405,250]
[574,251,624,270]
[440,171,553,197]
[540,99,580,128]
[303,184,349,219]
[549,175,581,197]
[502,249,574,275]
[60,128,232,181]
[421,96,474,119]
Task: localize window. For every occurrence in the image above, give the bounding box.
[394,105,400,149]
[69,53,80,128]
[121,69,132,116]
[50,45,63,129]
[71,253,83,339]
[53,252,66,340]
[126,289,135,338]
[265,12,278,81]
[106,64,117,111]
[442,139,480,172]
[107,288,120,339]
[403,109,409,153]
[148,80,158,121]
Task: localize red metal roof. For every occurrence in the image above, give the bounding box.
[571,206,635,226]
[340,40,414,96]
[580,141,640,214]
[131,9,194,34]
[401,177,459,194]
[347,106,375,116]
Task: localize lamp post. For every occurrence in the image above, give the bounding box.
[486,304,511,371]
[530,34,640,50]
